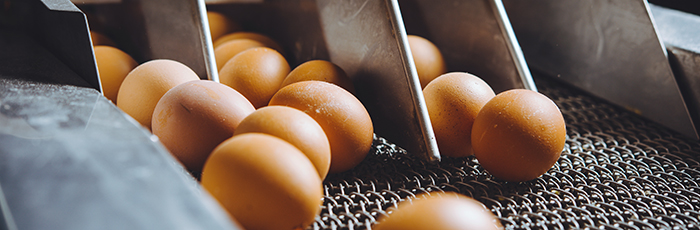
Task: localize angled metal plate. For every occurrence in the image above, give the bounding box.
[651,4,700,140]
[503,0,698,140]
[398,0,536,93]
[317,0,440,161]
[73,0,218,81]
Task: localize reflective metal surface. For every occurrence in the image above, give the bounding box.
[398,0,536,93]
[0,183,17,230]
[73,0,216,81]
[503,0,698,140]
[0,78,241,230]
[651,4,700,147]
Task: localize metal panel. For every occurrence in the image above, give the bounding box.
[503,0,698,140]
[0,78,240,230]
[74,0,218,81]
[0,0,100,91]
[317,0,439,161]
[0,1,239,229]
[399,0,536,93]
[651,4,700,140]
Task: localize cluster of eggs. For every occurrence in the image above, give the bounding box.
[90,9,566,230]
[371,35,566,229]
[91,11,374,230]
[405,34,566,183]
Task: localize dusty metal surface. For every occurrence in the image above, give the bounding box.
[398,0,536,93]
[312,76,700,230]
[502,0,698,140]
[0,78,240,230]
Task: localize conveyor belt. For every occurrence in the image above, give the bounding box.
[313,76,700,230]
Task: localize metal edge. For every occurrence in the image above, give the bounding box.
[387,0,440,162]
[0,183,17,230]
[195,0,219,82]
[644,0,670,58]
[490,0,537,92]
[40,0,102,91]
[644,0,699,139]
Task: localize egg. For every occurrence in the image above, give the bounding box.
[219,47,290,108]
[471,89,566,182]
[90,31,116,47]
[281,60,355,94]
[94,46,137,103]
[214,38,266,71]
[152,80,255,174]
[407,35,447,88]
[269,81,373,173]
[374,192,502,230]
[207,11,241,41]
[213,31,283,53]
[201,133,323,230]
[117,59,199,129]
[233,105,331,179]
[423,72,495,158]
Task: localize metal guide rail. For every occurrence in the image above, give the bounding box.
[312,76,700,230]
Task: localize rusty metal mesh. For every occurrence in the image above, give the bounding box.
[310,77,700,230]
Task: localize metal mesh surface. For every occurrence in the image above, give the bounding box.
[310,77,700,230]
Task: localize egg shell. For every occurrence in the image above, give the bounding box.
[374,192,502,230]
[207,11,241,41]
[423,72,495,157]
[152,80,255,174]
[234,105,331,179]
[213,31,283,53]
[117,59,200,129]
[219,47,290,108]
[94,45,137,103]
[281,60,355,94]
[201,133,323,230]
[214,39,266,71]
[471,89,566,182]
[407,35,447,88]
[269,81,373,173]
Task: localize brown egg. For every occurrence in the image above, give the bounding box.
[269,81,373,173]
[219,47,290,108]
[423,72,495,158]
[374,192,502,230]
[214,38,265,71]
[201,133,323,230]
[213,31,283,53]
[117,59,199,129]
[407,35,447,88]
[234,105,331,179]
[90,31,116,47]
[94,46,138,103]
[152,80,255,174]
[281,60,355,94]
[207,11,241,41]
[472,89,566,182]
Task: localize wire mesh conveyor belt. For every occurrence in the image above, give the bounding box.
[310,77,700,230]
